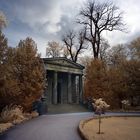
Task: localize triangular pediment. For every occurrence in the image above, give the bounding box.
[43,57,84,70]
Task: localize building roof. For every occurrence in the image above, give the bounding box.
[42,57,85,75]
[42,57,85,69]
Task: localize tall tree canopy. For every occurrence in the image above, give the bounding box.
[0,36,46,111]
[129,37,140,60]
[14,38,45,111]
[84,36,140,108]
[46,41,62,58]
[0,12,20,110]
[78,0,125,58]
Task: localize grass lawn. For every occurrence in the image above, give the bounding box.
[82,117,140,140]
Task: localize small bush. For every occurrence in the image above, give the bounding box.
[0,123,13,133]
[121,99,130,111]
[0,105,26,124]
[0,105,39,133]
[31,111,39,118]
[92,98,110,134]
[24,111,39,120]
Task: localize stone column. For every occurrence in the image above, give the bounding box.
[53,71,58,104]
[68,73,72,103]
[79,75,83,103]
[76,76,79,104]
[72,75,76,103]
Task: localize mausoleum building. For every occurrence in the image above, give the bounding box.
[43,57,84,104]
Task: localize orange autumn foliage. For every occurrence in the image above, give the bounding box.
[0,35,45,111]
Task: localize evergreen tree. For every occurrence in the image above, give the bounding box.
[14,38,45,111]
[0,31,20,111]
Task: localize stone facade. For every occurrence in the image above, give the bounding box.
[43,57,84,104]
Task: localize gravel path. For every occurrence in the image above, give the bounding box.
[0,112,139,140]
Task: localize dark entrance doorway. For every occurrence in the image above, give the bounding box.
[57,82,61,103]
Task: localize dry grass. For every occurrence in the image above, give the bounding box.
[24,111,39,120]
[0,105,26,124]
[0,105,39,133]
[30,111,39,118]
[82,117,140,140]
[0,123,13,133]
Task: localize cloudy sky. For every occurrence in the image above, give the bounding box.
[0,0,140,57]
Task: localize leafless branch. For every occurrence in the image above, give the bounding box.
[77,0,126,58]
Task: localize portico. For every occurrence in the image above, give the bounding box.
[43,57,84,104]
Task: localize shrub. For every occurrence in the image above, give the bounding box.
[0,36,45,112]
[13,38,45,111]
[0,123,13,133]
[121,99,130,111]
[92,98,110,134]
[92,98,110,115]
[84,59,112,107]
[0,105,26,124]
[24,111,39,119]
[30,111,39,118]
[0,105,39,133]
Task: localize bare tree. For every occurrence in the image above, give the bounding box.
[46,41,62,58]
[78,0,125,58]
[63,47,70,58]
[62,30,86,62]
[108,44,128,66]
[128,37,140,60]
[99,38,110,61]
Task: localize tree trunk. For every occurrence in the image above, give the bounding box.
[98,114,101,134]
[94,52,99,59]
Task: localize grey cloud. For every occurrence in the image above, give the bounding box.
[1,0,140,57]
[1,0,83,39]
